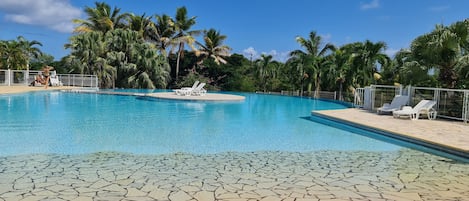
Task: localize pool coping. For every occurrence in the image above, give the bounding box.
[146,92,245,101]
[311,109,469,161]
[60,89,246,102]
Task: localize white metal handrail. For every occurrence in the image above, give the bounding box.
[463,91,469,123]
[0,69,98,88]
[362,84,469,123]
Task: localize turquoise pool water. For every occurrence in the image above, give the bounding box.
[0,90,403,156]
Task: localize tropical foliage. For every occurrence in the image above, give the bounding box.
[3,1,469,95]
[0,36,42,70]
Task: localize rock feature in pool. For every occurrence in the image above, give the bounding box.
[0,150,467,200]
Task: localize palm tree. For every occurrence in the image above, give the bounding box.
[0,39,27,70]
[127,13,154,41]
[73,2,128,33]
[349,40,390,88]
[254,54,275,92]
[151,14,176,56]
[292,31,335,97]
[126,43,170,88]
[17,36,43,71]
[410,21,469,88]
[195,29,231,67]
[65,31,107,76]
[170,6,201,82]
[323,47,353,100]
[286,50,313,95]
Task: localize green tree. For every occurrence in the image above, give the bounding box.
[152,14,176,56]
[127,13,154,41]
[17,36,43,71]
[64,31,109,87]
[73,2,128,33]
[349,40,390,88]
[127,43,171,88]
[0,37,42,70]
[254,54,279,92]
[410,21,469,88]
[170,6,200,82]
[286,50,312,95]
[291,31,335,97]
[195,29,231,67]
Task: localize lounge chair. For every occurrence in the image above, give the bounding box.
[174,81,199,96]
[377,95,409,114]
[49,71,63,86]
[191,82,206,96]
[393,99,438,120]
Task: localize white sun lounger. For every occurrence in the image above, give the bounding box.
[49,71,63,86]
[174,80,199,96]
[393,99,437,120]
[377,95,409,114]
[191,82,206,96]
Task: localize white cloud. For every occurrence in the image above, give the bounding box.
[243,47,291,62]
[261,50,290,62]
[243,47,258,60]
[360,0,380,10]
[385,48,400,58]
[0,0,81,33]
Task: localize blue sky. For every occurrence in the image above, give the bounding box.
[1,0,469,62]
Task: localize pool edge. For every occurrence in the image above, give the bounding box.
[310,111,469,161]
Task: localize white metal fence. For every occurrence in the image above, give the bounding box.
[256,90,352,101]
[0,69,98,88]
[354,85,469,123]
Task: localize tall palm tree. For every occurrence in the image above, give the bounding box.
[286,50,313,95]
[65,31,107,76]
[195,29,231,66]
[411,21,469,88]
[323,47,353,100]
[17,36,43,71]
[349,40,390,88]
[73,2,128,33]
[127,13,154,41]
[0,39,28,70]
[170,6,201,82]
[292,31,335,97]
[151,14,176,56]
[254,54,277,92]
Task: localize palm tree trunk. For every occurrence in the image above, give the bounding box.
[176,51,181,82]
[339,82,343,101]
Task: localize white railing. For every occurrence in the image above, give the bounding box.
[360,84,469,123]
[463,92,469,123]
[0,69,98,88]
[257,90,338,100]
[354,88,365,108]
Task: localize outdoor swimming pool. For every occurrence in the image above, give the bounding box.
[0,90,403,155]
[1,90,468,200]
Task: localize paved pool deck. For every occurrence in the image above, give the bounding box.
[312,108,469,159]
[146,92,245,101]
[0,86,79,94]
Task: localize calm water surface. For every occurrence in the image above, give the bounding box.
[0,90,402,156]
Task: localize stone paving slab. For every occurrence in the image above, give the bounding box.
[146,92,245,101]
[1,150,468,201]
[0,86,79,94]
[313,108,469,155]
